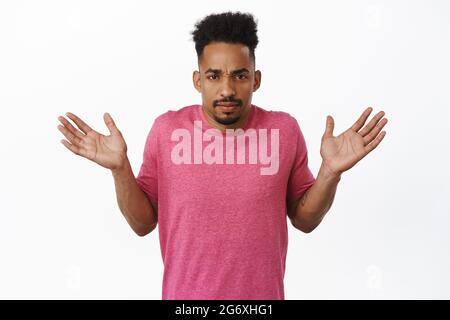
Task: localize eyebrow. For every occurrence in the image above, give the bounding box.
[204,68,250,75]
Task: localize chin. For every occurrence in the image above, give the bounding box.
[215,115,240,125]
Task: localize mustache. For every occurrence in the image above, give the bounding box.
[213,98,243,107]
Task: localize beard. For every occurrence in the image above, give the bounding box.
[214,115,240,125]
[213,98,243,125]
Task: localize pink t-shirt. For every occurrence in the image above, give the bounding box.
[136,104,315,300]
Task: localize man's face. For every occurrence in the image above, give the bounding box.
[193,42,261,128]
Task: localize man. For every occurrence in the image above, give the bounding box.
[57,12,388,300]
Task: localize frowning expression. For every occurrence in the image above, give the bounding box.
[193,42,261,128]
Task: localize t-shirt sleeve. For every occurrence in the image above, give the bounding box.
[286,117,316,202]
[136,118,159,204]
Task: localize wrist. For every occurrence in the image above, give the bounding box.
[318,162,342,183]
[111,156,131,176]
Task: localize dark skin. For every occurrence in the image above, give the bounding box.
[192,41,388,233]
[192,42,261,131]
[57,41,387,235]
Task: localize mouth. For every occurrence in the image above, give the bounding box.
[216,102,240,112]
[216,102,239,106]
[218,105,238,112]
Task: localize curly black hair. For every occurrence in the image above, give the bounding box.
[191,11,259,63]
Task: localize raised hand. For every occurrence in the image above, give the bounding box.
[320,107,388,177]
[57,112,128,170]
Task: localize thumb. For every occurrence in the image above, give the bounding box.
[324,115,334,138]
[104,112,120,135]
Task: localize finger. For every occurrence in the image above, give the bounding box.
[103,113,120,135]
[323,115,334,138]
[358,111,385,137]
[363,118,388,145]
[351,107,373,132]
[58,116,85,140]
[60,139,87,157]
[66,112,93,134]
[364,131,386,154]
[57,124,82,146]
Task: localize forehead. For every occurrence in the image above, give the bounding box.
[199,42,253,72]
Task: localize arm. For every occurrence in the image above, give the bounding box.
[57,112,157,237]
[112,159,157,237]
[288,107,388,233]
[287,163,341,233]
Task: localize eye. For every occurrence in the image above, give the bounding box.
[236,74,248,80]
[207,74,219,80]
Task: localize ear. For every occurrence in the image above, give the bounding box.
[253,70,261,92]
[193,71,202,93]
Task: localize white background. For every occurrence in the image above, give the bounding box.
[0,0,449,299]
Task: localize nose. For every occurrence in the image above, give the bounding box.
[219,76,236,98]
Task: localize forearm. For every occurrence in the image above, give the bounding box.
[291,162,341,232]
[111,158,157,236]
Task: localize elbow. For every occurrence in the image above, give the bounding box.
[296,223,317,234]
[135,230,149,237]
[290,207,330,234]
[302,225,318,233]
[134,222,157,237]
[291,217,320,234]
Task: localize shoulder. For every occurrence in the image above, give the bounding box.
[151,104,199,131]
[254,105,301,132]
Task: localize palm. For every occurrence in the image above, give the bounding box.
[82,130,127,169]
[320,108,388,176]
[321,129,367,173]
[58,112,127,170]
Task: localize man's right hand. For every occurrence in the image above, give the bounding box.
[57,112,128,170]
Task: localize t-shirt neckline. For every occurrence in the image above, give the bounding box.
[196,103,257,134]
